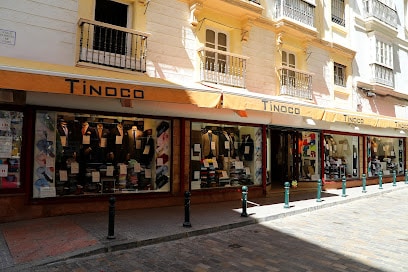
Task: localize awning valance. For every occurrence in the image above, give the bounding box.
[0,57,222,108]
[222,93,325,120]
[322,109,378,127]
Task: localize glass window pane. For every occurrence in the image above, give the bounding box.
[324,134,359,180]
[190,122,262,189]
[32,111,171,198]
[367,136,404,177]
[0,111,23,190]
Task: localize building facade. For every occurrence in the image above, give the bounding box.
[0,0,408,222]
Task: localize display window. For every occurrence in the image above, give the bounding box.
[367,136,404,177]
[190,122,262,189]
[298,131,320,181]
[323,133,359,180]
[32,111,171,198]
[0,110,23,190]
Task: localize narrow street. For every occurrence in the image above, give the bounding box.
[28,189,408,272]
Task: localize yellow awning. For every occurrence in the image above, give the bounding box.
[322,109,379,127]
[377,118,408,129]
[222,93,325,119]
[0,57,222,108]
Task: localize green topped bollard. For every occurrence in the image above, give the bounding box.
[393,170,397,186]
[379,170,383,189]
[284,182,290,208]
[241,186,248,217]
[405,169,408,184]
[362,174,367,193]
[341,176,347,197]
[316,179,322,202]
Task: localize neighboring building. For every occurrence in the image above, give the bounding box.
[0,0,407,222]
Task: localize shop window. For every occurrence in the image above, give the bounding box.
[190,123,262,189]
[367,136,404,177]
[32,111,171,198]
[299,131,320,181]
[0,111,23,190]
[324,134,359,180]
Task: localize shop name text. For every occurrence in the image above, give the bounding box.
[262,101,301,115]
[65,79,144,99]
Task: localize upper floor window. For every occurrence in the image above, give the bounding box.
[334,62,346,87]
[94,0,128,55]
[375,39,393,68]
[205,29,228,72]
[332,0,345,26]
[282,51,296,86]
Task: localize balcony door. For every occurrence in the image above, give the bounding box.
[205,29,228,73]
[94,0,128,54]
[282,50,296,87]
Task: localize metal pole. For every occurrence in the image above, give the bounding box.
[341,176,346,197]
[379,170,383,189]
[316,179,322,202]
[393,170,397,186]
[405,169,408,184]
[241,186,248,217]
[107,196,116,239]
[183,191,192,227]
[284,182,290,208]
[362,173,367,193]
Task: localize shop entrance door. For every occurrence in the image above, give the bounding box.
[268,128,301,188]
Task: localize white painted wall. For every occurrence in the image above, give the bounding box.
[0,0,78,65]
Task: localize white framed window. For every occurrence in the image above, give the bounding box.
[375,39,393,68]
[334,62,346,86]
[332,0,345,26]
[205,29,228,72]
[282,51,296,86]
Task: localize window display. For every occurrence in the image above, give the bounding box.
[190,122,262,189]
[367,136,404,177]
[0,111,23,190]
[298,131,320,181]
[324,133,359,180]
[32,111,171,198]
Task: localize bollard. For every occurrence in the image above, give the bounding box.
[405,169,408,184]
[284,182,290,208]
[316,179,322,202]
[241,186,248,217]
[393,170,397,186]
[379,170,383,189]
[183,191,192,227]
[362,174,367,193]
[341,176,346,197]
[107,196,116,239]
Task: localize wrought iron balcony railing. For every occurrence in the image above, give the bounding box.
[275,0,315,27]
[364,0,397,28]
[370,63,394,87]
[78,19,149,72]
[277,66,313,100]
[198,47,248,88]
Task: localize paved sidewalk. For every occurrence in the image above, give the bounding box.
[1,181,408,271]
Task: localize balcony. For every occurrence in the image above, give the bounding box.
[78,19,149,72]
[198,47,248,88]
[275,0,315,28]
[277,66,313,100]
[370,63,394,88]
[364,0,397,29]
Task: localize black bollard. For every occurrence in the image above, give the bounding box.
[241,186,248,217]
[183,191,192,227]
[107,196,116,239]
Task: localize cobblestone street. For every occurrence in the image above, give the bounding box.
[27,189,408,272]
